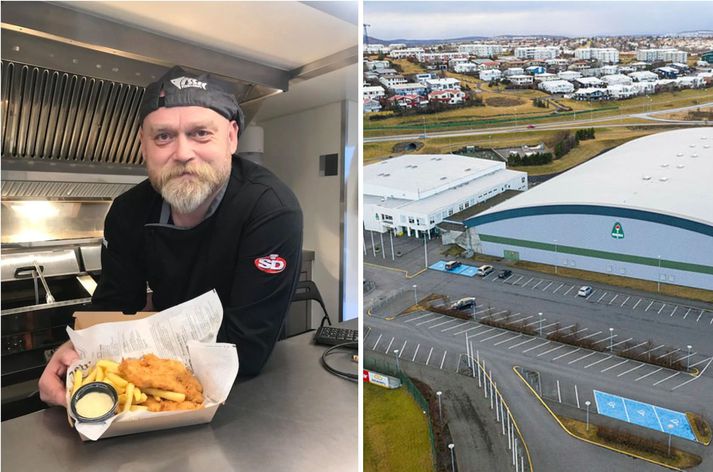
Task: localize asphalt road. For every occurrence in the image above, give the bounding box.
[364,244,713,471]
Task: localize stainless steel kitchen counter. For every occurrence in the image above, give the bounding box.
[0,322,358,472]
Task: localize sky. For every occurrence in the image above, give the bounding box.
[364,2,713,40]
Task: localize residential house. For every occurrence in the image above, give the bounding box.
[628,71,659,82]
[427,89,466,105]
[363,98,382,113]
[572,88,608,101]
[426,78,461,91]
[539,80,575,94]
[390,83,429,96]
[601,74,633,86]
[575,77,605,88]
[534,73,559,82]
[558,71,582,81]
[509,75,534,86]
[454,62,479,74]
[655,67,679,79]
[363,85,386,100]
[386,94,421,109]
[379,75,407,88]
[607,84,638,99]
[479,69,502,81]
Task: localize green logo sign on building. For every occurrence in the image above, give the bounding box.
[611,222,624,239]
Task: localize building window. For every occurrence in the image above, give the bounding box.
[375,214,379,220]
[408,217,415,224]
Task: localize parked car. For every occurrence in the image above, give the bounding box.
[527,124,536,129]
[445,261,461,271]
[498,269,512,279]
[450,297,477,311]
[477,265,494,276]
[578,286,593,297]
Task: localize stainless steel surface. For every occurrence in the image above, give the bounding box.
[0,298,93,317]
[32,260,55,304]
[1,249,80,282]
[79,245,102,272]
[1,2,289,90]
[1,201,109,245]
[0,324,358,472]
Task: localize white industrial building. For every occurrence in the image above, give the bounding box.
[458,43,504,57]
[636,48,688,63]
[515,46,560,60]
[539,80,575,94]
[574,48,620,64]
[461,128,713,290]
[364,154,528,236]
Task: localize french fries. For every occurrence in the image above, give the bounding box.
[69,358,199,414]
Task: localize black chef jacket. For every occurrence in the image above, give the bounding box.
[91,156,303,376]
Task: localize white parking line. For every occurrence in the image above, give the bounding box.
[620,296,631,307]
[509,338,536,350]
[655,348,680,360]
[417,315,444,326]
[601,359,629,373]
[674,351,695,364]
[508,314,532,324]
[635,368,662,382]
[363,326,372,341]
[652,371,680,386]
[481,332,508,343]
[640,344,665,356]
[569,352,596,365]
[453,325,480,336]
[426,347,434,365]
[584,355,612,369]
[578,331,602,341]
[537,345,565,357]
[552,283,564,294]
[568,327,589,337]
[475,307,492,315]
[440,350,447,369]
[632,299,642,310]
[385,337,395,354]
[503,274,514,283]
[521,277,534,288]
[608,294,619,305]
[617,364,645,377]
[531,280,543,290]
[610,337,633,349]
[689,356,713,369]
[657,303,666,315]
[399,340,407,357]
[672,358,712,390]
[470,327,498,338]
[553,348,581,361]
[412,344,421,362]
[669,306,678,317]
[522,341,550,353]
[710,316,713,326]
[430,319,457,329]
[541,281,553,291]
[645,300,655,311]
[585,290,595,300]
[442,321,469,332]
[683,308,691,319]
[597,291,608,303]
[697,309,704,322]
[575,384,580,409]
[512,275,524,285]
[494,335,520,346]
[563,286,574,296]
[404,313,431,323]
[372,334,382,350]
[592,335,617,346]
[490,310,512,322]
[620,341,647,353]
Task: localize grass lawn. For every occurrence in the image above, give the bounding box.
[364,88,713,137]
[364,383,434,472]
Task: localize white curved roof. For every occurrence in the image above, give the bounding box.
[479,128,713,226]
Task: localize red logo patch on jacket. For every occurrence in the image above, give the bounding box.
[254,254,287,274]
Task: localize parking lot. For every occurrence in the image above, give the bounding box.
[365,308,713,392]
[466,268,713,326]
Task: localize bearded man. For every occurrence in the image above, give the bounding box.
[39,67,303,406]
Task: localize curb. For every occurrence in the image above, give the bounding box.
[363,262,427,279]
[512,366,685,472]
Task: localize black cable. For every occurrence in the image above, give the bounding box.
[320,342,358,382]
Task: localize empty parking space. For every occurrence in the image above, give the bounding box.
[429,260,478,277]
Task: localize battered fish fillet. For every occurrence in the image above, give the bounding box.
[119,354,204,404]
[143,397,201,412]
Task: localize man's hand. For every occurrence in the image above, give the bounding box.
[38,341,79,407]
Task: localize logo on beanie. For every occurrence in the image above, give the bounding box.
[170,77,207,90]
[255,254,287,274]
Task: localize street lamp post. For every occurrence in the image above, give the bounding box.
[667,424,674,456]
[448,443,455,472]
[609,328,614,353]
[554,239,558,274]
[585,400,591,431]
[436,391,443,423]
[538,312,543,337]
[412,284,418,304]
[687,345,692,371]
[394,349,400,372]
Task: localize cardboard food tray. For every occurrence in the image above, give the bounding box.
[67,291,237,441]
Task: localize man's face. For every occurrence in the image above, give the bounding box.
[140,106,238,214]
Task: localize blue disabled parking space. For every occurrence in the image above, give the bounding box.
[430,261,478,277]
[594,390,696,442]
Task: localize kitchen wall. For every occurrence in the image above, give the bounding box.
[260,100,357,325]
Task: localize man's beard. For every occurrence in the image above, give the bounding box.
[149,160,230,214]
